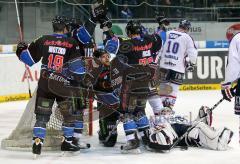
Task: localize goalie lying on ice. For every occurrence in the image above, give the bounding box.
[148,106,233,151]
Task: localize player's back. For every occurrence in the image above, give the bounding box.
[160,30,195,73]
[28,34,79,74]
[118,35,161,65]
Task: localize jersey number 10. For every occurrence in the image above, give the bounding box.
[166,41,179,54]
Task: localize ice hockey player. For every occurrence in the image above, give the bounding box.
[61,8,100,148]
[158,19,198,110]
[148,106,233,152]
[91,49,120,147]
[220,32,240,115]
[100,18,164,153]
[15,16,92,157]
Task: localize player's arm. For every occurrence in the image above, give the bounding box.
[73,1,109,45]
[224,35,240,83]
[220,35,240,101]
[67,40,86,76]
[16,37,43,66]
[152,33,163,54]
[155,16,170,45]
[185,35,198,71]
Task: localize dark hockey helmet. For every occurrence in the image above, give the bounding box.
[179,19,191,31]
[52,15,68,32]
[93,49,109,58]
[66,18,83,32]
[125,20,142,36]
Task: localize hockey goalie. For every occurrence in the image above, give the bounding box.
[147,106,234,152]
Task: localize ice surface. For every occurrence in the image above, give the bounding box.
[0,90,239,164]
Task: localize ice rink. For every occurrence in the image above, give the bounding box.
[0,90,239,164]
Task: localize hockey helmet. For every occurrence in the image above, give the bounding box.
[125,20,142,36]
[52,15,68,32]
[179,19,191,31]
[93,49,109,58]
[65,18,83,32]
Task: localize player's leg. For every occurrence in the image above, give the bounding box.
[121,112,140,153]
[70,97,91,149]
[187,122,233,150]
[148,93,164,115]
[98,102,119,147]
[134,99,151,146]
[159,69,183,109]
[58,99,82,152]
[32,88,55,155]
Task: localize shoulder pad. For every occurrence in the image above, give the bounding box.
[33,35,44,43]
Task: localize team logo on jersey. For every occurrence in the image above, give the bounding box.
[169,33,181,39]
[132,42,152,51]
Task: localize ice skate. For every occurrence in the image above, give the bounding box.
[32,137,43,159]
[120,139,141,154]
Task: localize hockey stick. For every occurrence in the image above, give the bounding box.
[14,0,32,98]
[169,97,224,150]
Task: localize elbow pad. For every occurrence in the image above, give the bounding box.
[19,50,35,66]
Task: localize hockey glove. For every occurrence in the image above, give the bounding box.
[185,56,196,72]
[99,16,112,29]
[91,1,107,22]
[156,16,170,31]
[16,41,28,59]
[221,82,236,102]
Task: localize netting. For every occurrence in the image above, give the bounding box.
[1,88,91,151]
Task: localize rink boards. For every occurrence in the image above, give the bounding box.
[0,48,228,102]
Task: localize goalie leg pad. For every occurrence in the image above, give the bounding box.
[197,106,212,126]
[187,122,233,150]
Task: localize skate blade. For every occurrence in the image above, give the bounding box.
[60,151,80,157]
[121,148,142,154]
[79,143,91,149]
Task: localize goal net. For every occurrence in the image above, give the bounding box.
[1,89,93,151]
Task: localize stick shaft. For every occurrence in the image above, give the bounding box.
[14,0,32,98]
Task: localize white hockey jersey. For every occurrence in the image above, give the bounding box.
[159,29,198,73]
[224,33,240,83]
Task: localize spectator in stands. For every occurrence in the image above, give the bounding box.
[120,1,133,21]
